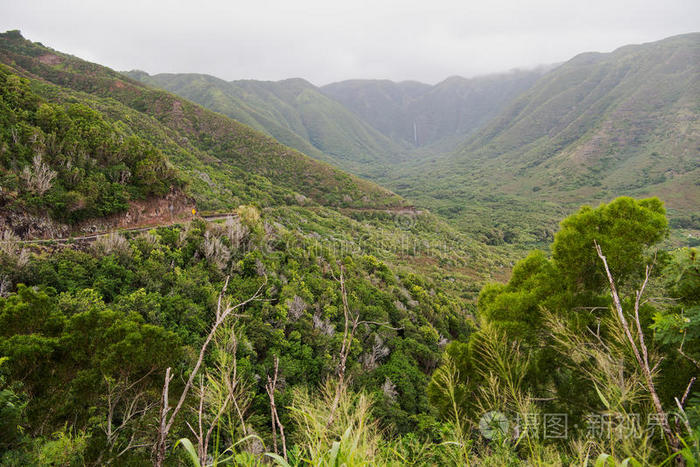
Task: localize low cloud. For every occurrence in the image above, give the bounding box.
[2,0,698,84]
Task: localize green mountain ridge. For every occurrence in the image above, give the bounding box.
[0,30,408,215]
[0,30,507,285]
[124,70,407,178]
[321,68,549,152]
[440,33,698,205]
[385,33,700,248]
[125,68,550,173]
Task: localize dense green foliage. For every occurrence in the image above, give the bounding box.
[0,207,475,464]
[551,197,668,289]
[0,31,406,214]
[428,197,699,464]
[2,197,696,465]
[382,33,700,251]
[0,66,181,222]
[126,72,406,178]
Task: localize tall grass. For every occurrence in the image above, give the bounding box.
[428,354,475,465]
[546,311,655,463]
[173,318,685,466]
[267,379,380,466]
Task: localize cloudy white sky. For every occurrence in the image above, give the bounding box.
[1,0,698,85]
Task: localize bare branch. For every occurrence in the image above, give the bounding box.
[357,320,403,330]
[327,265,355,427]
[679,335,700,370]
[633,262,654,368]
[680,377,696,408]
[650,357,665,375]
[21,154,56,195]
[266,355,287,460]
[101,369,159,463]
[154,275,266,466]
[674,397,694,438]
[595,241,680,458]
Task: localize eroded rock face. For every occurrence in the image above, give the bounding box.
[0,210,70,239]
[0,189,196,240]
[37,53,63,65]
[79,189,196,235]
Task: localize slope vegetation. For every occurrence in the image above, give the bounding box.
[125,71,406,177]
[321,69,547,151]
[0,30,406,217]
[0,30,509,283]
[387,33,700,248]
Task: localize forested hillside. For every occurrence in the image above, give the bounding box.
[0,30,501,465]
[0,65,182,225]
[0,28,698,466]
[0,29,505,276]
[2,194,698,465]
[125,71,407,178]
[0,30,406,216]
[384,33,700,251]
[321,69,547,151]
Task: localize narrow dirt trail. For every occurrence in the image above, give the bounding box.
[2,213,238,245]
[4,204,423,246]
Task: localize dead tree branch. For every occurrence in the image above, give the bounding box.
[326,265,358,427]
[326,265,403,427]
[154,275,266,466]
[266,355,287,460]
[595,241,681,459]
[679,334,700,370]
[100,369,158,464]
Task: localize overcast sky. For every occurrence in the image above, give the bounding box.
[1,0,698,85]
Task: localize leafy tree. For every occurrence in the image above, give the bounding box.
[429,197,672,425]
[0,67,182,223]
[0,283,179,451]
[552,196,667,291]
